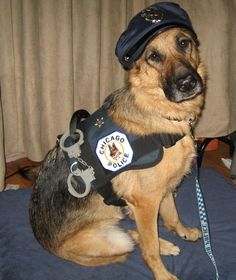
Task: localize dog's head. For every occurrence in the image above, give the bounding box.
[146,29,203,103]
[116,3,206,122]
[108,143,121,159]
[131,27,206,104]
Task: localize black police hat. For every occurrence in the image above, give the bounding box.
[115,2,197,70]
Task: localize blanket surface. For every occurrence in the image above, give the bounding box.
[0,168,236,280]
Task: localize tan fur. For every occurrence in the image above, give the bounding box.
[31,28,206,280]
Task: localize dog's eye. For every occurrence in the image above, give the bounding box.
[147,51,162,63]
[177,37,191,50]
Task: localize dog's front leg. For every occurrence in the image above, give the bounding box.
[127,195,178,280]
[160,191,202,241]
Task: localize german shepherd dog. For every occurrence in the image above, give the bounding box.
[29,27,206,280]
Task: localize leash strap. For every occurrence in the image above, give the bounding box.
[195,143,219,280]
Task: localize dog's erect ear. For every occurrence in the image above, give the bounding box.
[108,144,112,153]
[195,38,200,48]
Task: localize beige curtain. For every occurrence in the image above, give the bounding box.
[0,0,236,190]
[0,93,5,190]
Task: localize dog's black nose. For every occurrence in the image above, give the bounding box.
[176,75,197,92]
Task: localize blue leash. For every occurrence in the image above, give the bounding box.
[194,142,219,280]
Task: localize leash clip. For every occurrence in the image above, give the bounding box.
[188,118,197,141]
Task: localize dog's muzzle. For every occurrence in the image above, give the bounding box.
[176,74,198,93]
[164,65,203,103]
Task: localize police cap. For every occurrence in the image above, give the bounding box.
[115,2,197,70]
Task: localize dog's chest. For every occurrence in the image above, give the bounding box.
[113,135,195,198]
[161,136,195,189]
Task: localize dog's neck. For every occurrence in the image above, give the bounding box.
[108,88,199,137]
[155,110,197,137]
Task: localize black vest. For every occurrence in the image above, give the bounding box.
[61,105,183,206]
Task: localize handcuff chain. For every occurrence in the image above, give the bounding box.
[78,157,91,169]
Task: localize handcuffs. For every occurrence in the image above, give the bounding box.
[59,124,95,198]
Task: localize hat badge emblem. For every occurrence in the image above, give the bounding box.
[141,7,164,23]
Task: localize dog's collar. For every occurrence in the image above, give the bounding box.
[158,112,196,139]
[157,110,196,123]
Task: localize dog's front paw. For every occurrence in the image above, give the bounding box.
[156,271,179,280]
[166,275,178,280]
[167,275,179,280]
[159,238,180,256]
[179,227,202,241]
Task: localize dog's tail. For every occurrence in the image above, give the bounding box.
[19,165,41,181]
